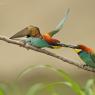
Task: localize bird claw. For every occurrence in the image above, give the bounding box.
[19,40,27,47]
[82,64,89,68]
[83,64,87,68]
[25,43,30,50]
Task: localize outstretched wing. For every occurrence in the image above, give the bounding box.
[48,8,70,37]
[10,27,30,39]
[10,25,42,39]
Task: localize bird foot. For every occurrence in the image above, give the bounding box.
[25,43,30,50]
[82,64,89,68]
[19,40,27,47]
[18,40,29,50]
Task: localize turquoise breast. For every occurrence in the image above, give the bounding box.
[25,37,51,48]
[78,51,95,68]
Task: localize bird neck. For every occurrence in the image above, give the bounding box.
[43,34,60,43]
[82,47,93,53]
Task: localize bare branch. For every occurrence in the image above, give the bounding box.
[0,35,95,73]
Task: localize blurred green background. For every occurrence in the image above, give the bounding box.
[0,0,95,94]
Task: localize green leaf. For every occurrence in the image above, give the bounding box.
[0,89,4,95]
[16,64,85,95]
[0,83,9,95]
[44,65,85,95]
[57,69,84,95]
[84,79,95,95]
[16,65,36,81]
[51,91,61,95]
[26,82,63,95]
[26,83,44,95]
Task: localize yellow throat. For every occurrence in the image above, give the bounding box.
[74,49,82,53]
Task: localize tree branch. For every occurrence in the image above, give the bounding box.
[0,35,95,73]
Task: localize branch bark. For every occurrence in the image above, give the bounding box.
[0,35,95,73]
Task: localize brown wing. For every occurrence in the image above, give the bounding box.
[10,27,30,39]
[29,26,43,38]
[10,25,43,39]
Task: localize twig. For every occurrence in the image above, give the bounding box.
[0,35,95,73]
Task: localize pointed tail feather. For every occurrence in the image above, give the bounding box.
[48,8,70,37]
[55,8,70,32]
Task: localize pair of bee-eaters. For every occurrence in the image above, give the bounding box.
[10,9,95,68]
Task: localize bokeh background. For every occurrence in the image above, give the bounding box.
[0,0,95,94]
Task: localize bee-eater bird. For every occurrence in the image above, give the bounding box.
[23,36,76,49]
[10,8,72,49]
[24,37,53,48]
[74,44,95,68]
[10,8,70,43]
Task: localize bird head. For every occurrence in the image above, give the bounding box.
[27,25,43,38]
[75,44,93,53]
